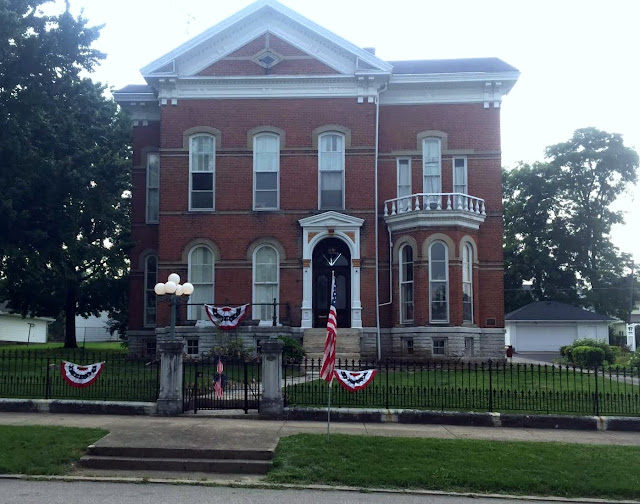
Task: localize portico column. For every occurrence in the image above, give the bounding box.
[301,259,312,328]
[351,258,363,328]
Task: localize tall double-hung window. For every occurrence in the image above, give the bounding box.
[462,242,473,323]
[144,255,157,327]
[397,158,412,212]
[146,153,159,223]
[453,156,468,208]
[399,244,414,323]
[189,135,215,210]
[188,246,214,320]
[253,134,279,210]
[318,133,345,210]
[423,138,442,206]
[253,245,279,324]
[429,241,449,323]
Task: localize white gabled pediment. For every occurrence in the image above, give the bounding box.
[299,211,364,229]
[141,0,391,79]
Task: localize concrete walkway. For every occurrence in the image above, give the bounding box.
[1,411,640,448]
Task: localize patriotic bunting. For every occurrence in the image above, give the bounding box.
[61,361,105,388]
[333,369,377,392]
[205,304,249,330]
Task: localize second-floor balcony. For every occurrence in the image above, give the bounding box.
[383,193,487,231]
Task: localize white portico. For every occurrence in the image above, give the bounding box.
[299,212,364,329]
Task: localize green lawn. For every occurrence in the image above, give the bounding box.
[267,434,640,500]
[285,365,640,416]
[0,342,125,353]
[0,425,107,475]
[0,344,158,402]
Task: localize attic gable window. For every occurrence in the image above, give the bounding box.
[253,50,282,69]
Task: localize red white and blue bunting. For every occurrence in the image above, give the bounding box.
[205,304,249,330]
[61,361,105,388]
[333,369,377,392]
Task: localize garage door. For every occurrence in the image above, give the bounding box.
[516,324,577,352]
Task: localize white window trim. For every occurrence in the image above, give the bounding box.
[253,133,280,211]
[187,245,215,321]
[452,155,468,194]
[317,132,346,211]
[422,137,442,194]
[145,153,159,224]
[463,242,474,323]
[188,134,216,212]
[399,244,414,324]
[433,337,448,356]
[143,254,157,328]
[429,241,449,324]
[252,244,280,326]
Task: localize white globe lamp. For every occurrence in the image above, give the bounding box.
[164,281,177,294]
[154,283,166,296]
[168,273,181,285]
[182,283,194,296]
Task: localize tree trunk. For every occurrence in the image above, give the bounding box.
[64,288,78,348]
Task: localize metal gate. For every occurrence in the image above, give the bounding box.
[183,358,261,413]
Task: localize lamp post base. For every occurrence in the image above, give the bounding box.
[157,339,184,416]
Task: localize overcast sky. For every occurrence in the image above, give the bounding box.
[58,0,640,263]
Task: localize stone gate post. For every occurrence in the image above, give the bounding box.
[157,339,184,416]
[260,339,284,417]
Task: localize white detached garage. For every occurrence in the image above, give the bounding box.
[505,301,614,353]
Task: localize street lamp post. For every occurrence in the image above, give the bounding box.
[154,273,194,339]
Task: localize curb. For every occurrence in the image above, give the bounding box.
[0,399,156,416]
[1,474,638,504]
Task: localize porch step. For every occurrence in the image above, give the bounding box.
[80,445,273,475]
[303,328,361,360]
[79,455,271,475]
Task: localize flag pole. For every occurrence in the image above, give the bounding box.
[327,270,335,439]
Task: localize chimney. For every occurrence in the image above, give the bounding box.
[363,47,376,55]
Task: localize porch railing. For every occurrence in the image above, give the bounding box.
[384,193,486,217]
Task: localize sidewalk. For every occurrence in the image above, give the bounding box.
[1,411,639,447]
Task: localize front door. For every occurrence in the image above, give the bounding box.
[312,238,351,328]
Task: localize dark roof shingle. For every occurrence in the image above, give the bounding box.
[114,84,154,94]
[389,57,518,75]
[505,301,615,322]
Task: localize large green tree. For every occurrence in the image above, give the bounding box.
[504,128,639,320]
[0,1,131,347]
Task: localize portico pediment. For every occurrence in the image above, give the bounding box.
[141,0,391,80]
[298,211,364,230]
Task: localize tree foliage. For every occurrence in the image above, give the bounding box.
[0,1,132,347]
[504,128,639,320]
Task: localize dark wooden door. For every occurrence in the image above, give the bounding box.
[312,238,351,328]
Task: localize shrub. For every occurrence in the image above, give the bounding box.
[629,352,640,369]
[277,336,306,364]
[559,345,573,361]
[571,345,605,369]
[572,338,615,364]
[209,334,252,361]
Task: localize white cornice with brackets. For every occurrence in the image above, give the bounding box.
[380,79,512,107]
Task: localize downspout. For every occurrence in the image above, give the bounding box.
[374,83,388,361]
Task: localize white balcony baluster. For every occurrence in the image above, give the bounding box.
[414,196,420,212]
[391,201,397,216]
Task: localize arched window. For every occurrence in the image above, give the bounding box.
[253,245,279,324]
[318,133,345,210]
[462,242,473,323]
[188,246,214,320]
[146,153,159,223]
[253,133,279,210]
[399,245,414,323]
[189,134,215,210]
[423,138,442,207]
[429,241,449,323]
[144,255,157,327]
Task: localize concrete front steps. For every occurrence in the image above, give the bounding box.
[80,445,273,475]
[303,328,361,362]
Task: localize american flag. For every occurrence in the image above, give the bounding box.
[320,273,337,382]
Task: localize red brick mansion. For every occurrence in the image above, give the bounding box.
[114,0,519,360]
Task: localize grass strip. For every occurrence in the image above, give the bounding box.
[0,425,108,475]
[267,433,640,500]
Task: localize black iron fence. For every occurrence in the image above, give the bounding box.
[283,359,640,416]
[183,357,261,413]
[0,350,159,402]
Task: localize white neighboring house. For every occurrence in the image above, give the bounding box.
[505,301,614,353]
[75,312,119,343]
[0,303,53,344]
